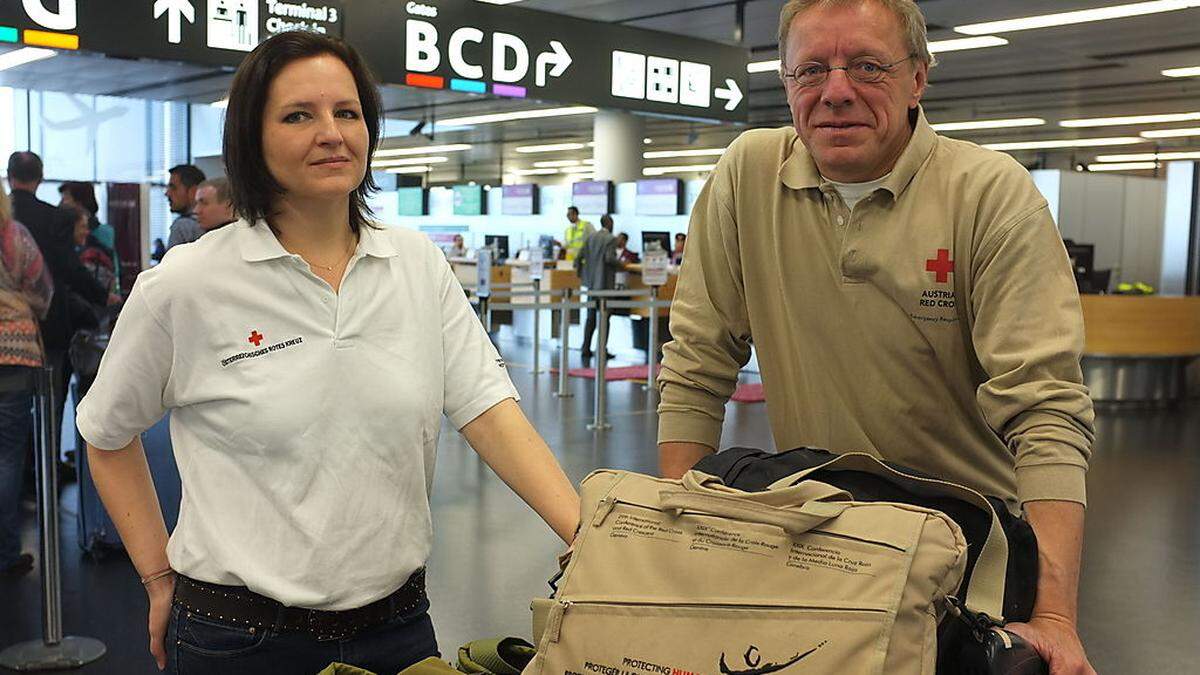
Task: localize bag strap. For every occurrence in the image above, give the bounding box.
[659,488,848,538]
[684,470,851,506]
[761,453,1008,622]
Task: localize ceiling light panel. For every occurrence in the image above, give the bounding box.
[983,137,1144,150]
[1086,162,1160,171]
[1163,66,1200,78]
[644,148,727,159]
[1095,150,1200,161]
[1140,127,1200,138]
[386,166,434,174]
[931,118,1046,132]
[438,106,597,127]
[371,156,449,168]
[747,34,1009,73]
[515,142,588,154]
[0,47,57,71]
[374,144,471,158]
[533,160,582,168]
[1060,112,1200,128]
[955,1,1200,36]
[643,164,719,176]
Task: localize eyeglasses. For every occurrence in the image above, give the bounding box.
[783,55,915,87]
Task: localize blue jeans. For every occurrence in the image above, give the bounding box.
[166,597,439,675]
[0,366,34,567]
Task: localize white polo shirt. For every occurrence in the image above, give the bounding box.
[77,219,518,610]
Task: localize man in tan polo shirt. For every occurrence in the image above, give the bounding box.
[657,1,1095,672]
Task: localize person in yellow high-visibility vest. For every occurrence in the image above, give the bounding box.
[562,206,594,261]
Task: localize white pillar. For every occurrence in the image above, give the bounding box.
[592,110,644,183]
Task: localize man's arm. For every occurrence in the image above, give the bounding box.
[969,191,1095,671]
[657,149,752,477]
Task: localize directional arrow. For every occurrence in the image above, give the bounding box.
[535,40,572,87]
[154,0,195,45]
[714,78,743,111]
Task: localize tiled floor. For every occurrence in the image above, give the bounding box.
[2,339,1197,673]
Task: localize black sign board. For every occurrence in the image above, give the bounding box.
[0,1,345,69]
[1,0,747,122]
[349,0,748,122]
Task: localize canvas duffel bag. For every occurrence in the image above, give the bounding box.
[524,452,1009,675]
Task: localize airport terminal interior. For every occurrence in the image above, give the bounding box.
[1,0,1199,673]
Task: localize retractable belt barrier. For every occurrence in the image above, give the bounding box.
[0,367,107,671]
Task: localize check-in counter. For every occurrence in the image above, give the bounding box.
[1080,296,1200,403]
[621,263,679,318]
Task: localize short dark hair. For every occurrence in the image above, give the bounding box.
[169,164,206,189]
[59,181,99,215]
[600,214,613,229]
[199,176,232,203]
[223,31,382,234]
[7,151,43,183]
[567,206,579,215]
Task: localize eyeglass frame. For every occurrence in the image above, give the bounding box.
[781,54,918,87]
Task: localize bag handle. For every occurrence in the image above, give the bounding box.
[659,489,848,537]
[768,452,1009,622]
[683,470,852,507]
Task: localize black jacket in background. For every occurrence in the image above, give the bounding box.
[10,188,108,351]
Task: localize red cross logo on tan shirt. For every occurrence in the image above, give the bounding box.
[925,249,955,284]
[248,331,264,347]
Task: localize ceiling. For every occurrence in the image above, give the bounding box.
[1,0,1199,183]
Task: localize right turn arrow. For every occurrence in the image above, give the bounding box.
[714,78,743,111]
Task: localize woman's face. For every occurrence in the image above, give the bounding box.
[261,54,369,205]
[72,212,89,247]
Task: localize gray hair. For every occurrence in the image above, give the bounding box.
[778,0,937,70]
[198,176,231,204]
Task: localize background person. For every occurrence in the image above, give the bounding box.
[561,206,594,261]
[164,164,206,250]
[60,180,119,295]
[657,1,1095,672]
[193,177,236,233]
[575,214,619,361]
[0,179,53,577]
[77,31,579,675]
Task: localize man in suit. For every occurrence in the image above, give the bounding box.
[6,152,111,448]
[575,214,619,361]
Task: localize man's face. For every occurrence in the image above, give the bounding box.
[784,1,927,182]
[193,186,234,230]
[566,209,578,224]
[165,173,196,214]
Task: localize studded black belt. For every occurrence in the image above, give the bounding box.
[173,568,427,642]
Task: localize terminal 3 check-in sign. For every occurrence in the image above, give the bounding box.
[1,1,747,122]
[353,0,749,122]
[0,1,344,68]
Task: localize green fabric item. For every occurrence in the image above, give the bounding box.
[316,663,376,675]
[400,657,461,675]
[456,638,536,675]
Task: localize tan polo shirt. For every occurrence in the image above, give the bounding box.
[658,109,1095,509]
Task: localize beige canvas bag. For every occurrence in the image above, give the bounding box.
[525,452,1007,675]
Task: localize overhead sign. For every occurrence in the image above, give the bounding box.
[349,0,748,122]
[0,1,344,68]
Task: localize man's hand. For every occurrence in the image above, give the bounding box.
[145,574,176,671]
[1006,615,1095,675]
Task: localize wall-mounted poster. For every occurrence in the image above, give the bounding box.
[502,184,540,215]
[571,180,614,214]
[452,185,486,215]
[636,178,684,216]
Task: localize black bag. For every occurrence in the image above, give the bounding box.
[694,447,1046,675]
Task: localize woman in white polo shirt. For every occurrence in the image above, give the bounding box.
[77,32,580,675]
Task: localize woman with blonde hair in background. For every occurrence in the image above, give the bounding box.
[0,178,54,577]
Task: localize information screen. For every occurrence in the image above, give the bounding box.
[453,185,486,216]
[397,187,427,216]
[636,179,684,216]
[501,184,539,215]
[572,181,614,215]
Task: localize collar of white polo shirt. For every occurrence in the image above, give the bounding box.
[236,218,402,263]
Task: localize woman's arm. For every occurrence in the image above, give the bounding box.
[460,399,580,543]
[86,438,174,669]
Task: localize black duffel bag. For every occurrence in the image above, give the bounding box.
[694,446,1046,675]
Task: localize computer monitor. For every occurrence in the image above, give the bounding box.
[1065,242,1094,281]
[641,231,671,255]
[538,235,555,259]
[484,235,510,262]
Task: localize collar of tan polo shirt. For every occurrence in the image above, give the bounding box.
[237,218,402,263]
[780,105,938,201]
